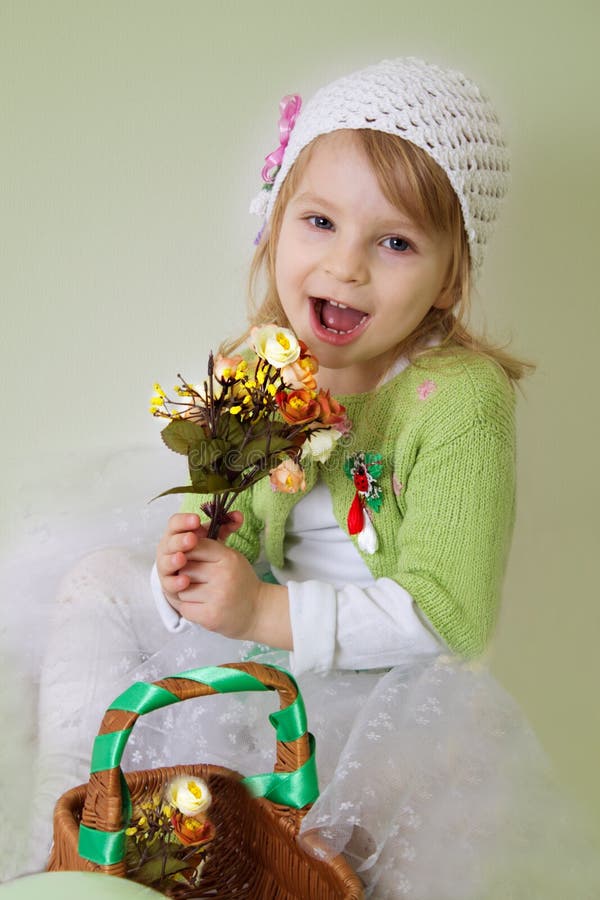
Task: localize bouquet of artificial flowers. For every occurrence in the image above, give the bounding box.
[150,324,348,537]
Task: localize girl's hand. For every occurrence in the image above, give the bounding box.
[172,539,292,648]
[156,512,242,606]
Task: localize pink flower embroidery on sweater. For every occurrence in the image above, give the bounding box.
[417,380,437,400]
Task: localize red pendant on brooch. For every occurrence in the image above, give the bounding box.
[344,452,383,554]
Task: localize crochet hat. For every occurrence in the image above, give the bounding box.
[252,58,509,270]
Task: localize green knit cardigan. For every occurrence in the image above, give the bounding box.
[182,350,516,658]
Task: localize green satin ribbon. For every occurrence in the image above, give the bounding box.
[78,664,318,868]
[90,728,132,774]
[78,824,126,866]
[242,733,318,807]
[174,665,268,694]
[108,681,179,715]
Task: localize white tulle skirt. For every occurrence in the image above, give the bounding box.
[3,447,600,897]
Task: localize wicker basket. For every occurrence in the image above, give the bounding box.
[49,661,364,899]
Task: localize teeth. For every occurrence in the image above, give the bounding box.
[322,314,368,335]
[327,299,348,309]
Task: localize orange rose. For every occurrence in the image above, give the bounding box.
[315,390,347,428]
[171,812,216,847]
[269,459,306,494]
[276,389,320,425]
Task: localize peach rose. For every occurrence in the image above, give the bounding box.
[213,354,245,381]
[281,341,319,391]
[269,459,306,494]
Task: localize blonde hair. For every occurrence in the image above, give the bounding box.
[229,129,533,383]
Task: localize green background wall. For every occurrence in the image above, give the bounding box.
[2,0,599,844]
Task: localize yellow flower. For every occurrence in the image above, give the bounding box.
[229,405,242,415]
[125,827,137,836]
[250,324,300,369]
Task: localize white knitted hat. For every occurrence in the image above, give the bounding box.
[252,58,509,270]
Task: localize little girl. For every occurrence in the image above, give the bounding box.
[34,58,599,898]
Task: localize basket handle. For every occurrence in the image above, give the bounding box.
[78,661,318,867]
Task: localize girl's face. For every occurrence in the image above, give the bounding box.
[274,131,453,394]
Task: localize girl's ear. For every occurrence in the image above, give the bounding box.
[432,287,455,311]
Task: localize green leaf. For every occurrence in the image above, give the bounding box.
[205,473,232,492]
[225,434,292,473]
[216,412,245,444]
[130,852,192,886]
[150,485,205,502]
[161,419,208,456]
[190,437,229,468]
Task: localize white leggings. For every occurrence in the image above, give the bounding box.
[32,547,166,870]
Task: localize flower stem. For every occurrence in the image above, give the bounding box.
[206,493,230,539]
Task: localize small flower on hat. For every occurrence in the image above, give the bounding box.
[250,94,302,241]
[261,94,302,185]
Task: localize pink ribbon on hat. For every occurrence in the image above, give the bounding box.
[261,94,302,184]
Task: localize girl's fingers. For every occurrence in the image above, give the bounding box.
[166,530,199,555]
[176,560,209,584]
[161,572,191,594]
[217,510,244,541]
[157,549,188,577]
[167,513,201,534]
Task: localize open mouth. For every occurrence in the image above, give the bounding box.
[311,297,369,335]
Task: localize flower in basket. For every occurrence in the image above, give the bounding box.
[166,774,211,816]
[124,774,215,893]
[150,324,349,537]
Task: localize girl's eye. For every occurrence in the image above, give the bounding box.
[308,215,333,230]
[383,236,411,252]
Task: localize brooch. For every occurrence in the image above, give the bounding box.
[344,452,383,554]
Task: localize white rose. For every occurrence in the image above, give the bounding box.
[165,775,212,816]
[302,427,343,464]
[250,325,300,369]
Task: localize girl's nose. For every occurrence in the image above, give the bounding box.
[323,238,368,284]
